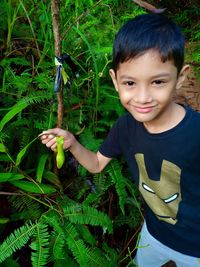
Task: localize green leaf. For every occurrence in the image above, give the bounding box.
[36,153,49,183]
[0,217,10,224]
[0,154,13,162]
[43,170,62,190]
[0,173,25,182]
[10,180,56,194]
[0,100,29,132]
[15,136,38,166]
[0,143,6,152]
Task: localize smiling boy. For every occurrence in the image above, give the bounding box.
[41,14,200,266]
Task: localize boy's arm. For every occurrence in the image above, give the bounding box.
[40,128,112,174]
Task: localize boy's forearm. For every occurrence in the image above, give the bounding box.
[69,140,103,173]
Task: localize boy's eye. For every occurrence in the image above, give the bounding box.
[125,81,135,86]
[152,80,166,85]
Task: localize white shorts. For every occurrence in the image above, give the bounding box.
[133,221,200,267]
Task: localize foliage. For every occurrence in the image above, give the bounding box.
[0,0,199,266]
[0,1,144,266]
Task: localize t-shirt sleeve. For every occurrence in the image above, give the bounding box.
[99,118,122,158]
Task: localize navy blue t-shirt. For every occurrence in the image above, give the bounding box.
[99,106,200,257]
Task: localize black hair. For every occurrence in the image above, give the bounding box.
[112,14,185,74]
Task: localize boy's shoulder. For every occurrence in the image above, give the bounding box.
[180,105,200,137]
[186,105,200,121]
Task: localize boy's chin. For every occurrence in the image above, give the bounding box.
[129,111,156,123]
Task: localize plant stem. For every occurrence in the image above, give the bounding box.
[51,0,63,128]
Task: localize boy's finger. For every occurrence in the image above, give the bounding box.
[38,133,56,139]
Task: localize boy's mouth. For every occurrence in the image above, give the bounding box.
[134,106,155,113]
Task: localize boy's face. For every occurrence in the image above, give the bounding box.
[110,49,188,131]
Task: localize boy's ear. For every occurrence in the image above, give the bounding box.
[176,65,190,90]
[109,69,119,92]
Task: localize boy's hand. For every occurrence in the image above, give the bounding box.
[39,128,111,173]
[39,128,75,152]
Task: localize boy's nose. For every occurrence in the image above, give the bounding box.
[134,86,152,104]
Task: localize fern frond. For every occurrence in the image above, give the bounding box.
[42,211,90,266]
[41,210,63,233]
[54,258,78,267]
[102,242,118,267]
[93,171,113,193]
[50,232,65,260]
[107,160,127,214]
[41,212,77,265]
[64,222,90,267]
[63,203,113,234]
[9,195,43,220]
[24,92,52,104]
[0,221,36,263]
[30,223,50,267]
[0,256,21,267]
[76,225,96,246]
[86,247,117,267]
[83,172,114,206]
[83,192,101,206]
[42,210,111,266]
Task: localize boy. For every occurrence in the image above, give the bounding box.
[41,14,200,266]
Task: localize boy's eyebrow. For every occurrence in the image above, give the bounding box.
[119,73,171,80]
[150,73,171,79]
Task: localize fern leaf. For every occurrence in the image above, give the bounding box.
[86,247,114,267]
[76,225,96,246]
[0,222,36,263]
[54,258,78,267]
[9,195,43,220]
[102,243,118,267]
[63,204,113,234]
[30,223,50,267]
[107,160,127,214]
[83,192,101,206]
[51,232,66,260]
[1,256,21,267]
[42,211,93,267]
[64,222,90,267]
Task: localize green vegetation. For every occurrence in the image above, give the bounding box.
[0,1,199,266]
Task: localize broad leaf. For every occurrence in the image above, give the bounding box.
[15,136,38,166]
[0,143,6,152]
[0,173,25,182]
[36,153,49,183]
[10,180,56,194]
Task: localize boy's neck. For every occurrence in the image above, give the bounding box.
[143,103,186,134]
